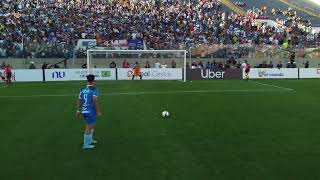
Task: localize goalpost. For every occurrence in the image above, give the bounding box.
[86,49,188,82]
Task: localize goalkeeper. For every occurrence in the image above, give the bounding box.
[132,64,142,80]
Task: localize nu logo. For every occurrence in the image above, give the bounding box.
[52,71,66,79]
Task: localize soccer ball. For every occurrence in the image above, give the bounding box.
[162,111,169,117]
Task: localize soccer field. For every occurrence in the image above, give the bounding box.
[1,79,320,180]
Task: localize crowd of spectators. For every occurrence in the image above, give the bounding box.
[189,60,228,69]
[102,59,236,69]
[78,58,177,69]
[0,0,319,58]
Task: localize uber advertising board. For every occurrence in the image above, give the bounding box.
[45,68,116,81]
[117,68,182,80]
[186,69,242,80]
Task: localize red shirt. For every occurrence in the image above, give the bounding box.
[122,62,129,68]
[245,64,251,70]
[4,66,11,73]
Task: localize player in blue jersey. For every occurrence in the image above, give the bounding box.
[76,74,102,149]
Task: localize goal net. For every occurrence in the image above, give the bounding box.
[86,50,187,82]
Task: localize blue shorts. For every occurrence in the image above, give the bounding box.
[82,113,96,125]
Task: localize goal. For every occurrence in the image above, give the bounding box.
[86,49,187,82]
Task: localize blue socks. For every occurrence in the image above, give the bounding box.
[83,128,97,149]
[83,129,95,146]
[83,134,91,146]
[90,129,94,141]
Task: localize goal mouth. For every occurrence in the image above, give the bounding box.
[86,50,187,82]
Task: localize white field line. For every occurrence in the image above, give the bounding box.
[250,81,294,91]
[0,89,291,98]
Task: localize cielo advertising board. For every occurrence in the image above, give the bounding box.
[45,68,116,81]
[246,68,298,79]
[186,69,242,80]
[117,68,182,80]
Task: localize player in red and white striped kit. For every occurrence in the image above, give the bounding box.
[245,63,251,80]
[242,60,251,81]
[4,64,12,86]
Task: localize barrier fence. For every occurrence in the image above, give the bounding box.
[1,68,320,82]
[0,68,183,82]
[246,68,320,79]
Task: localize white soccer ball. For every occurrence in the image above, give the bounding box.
[162,111,169,117]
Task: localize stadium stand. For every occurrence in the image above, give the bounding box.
[0,0,320,68]
[229,0,320,25]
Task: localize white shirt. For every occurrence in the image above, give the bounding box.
[155,62,160,68]
[161,64,167,68]
[81,33,87,39]
[241,63,247,69]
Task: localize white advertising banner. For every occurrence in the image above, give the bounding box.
[45,68,116,81]
[117,68,182,80]
[299,68,320,78]
[245,68,298,79]
[0,69,43,82]
[76,39,97,50]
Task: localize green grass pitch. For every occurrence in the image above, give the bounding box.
[1,79,320,180]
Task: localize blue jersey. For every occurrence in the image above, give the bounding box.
[79,85,99,115]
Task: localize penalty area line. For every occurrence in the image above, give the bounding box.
[0,89,291,98]
[250,81,294,91]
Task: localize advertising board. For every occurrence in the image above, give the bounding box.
[45,69,116,81]
[187,69,242,80]
[117,68,182,80]
[246,68,298,79]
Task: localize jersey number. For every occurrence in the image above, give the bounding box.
[83,94,88,106]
